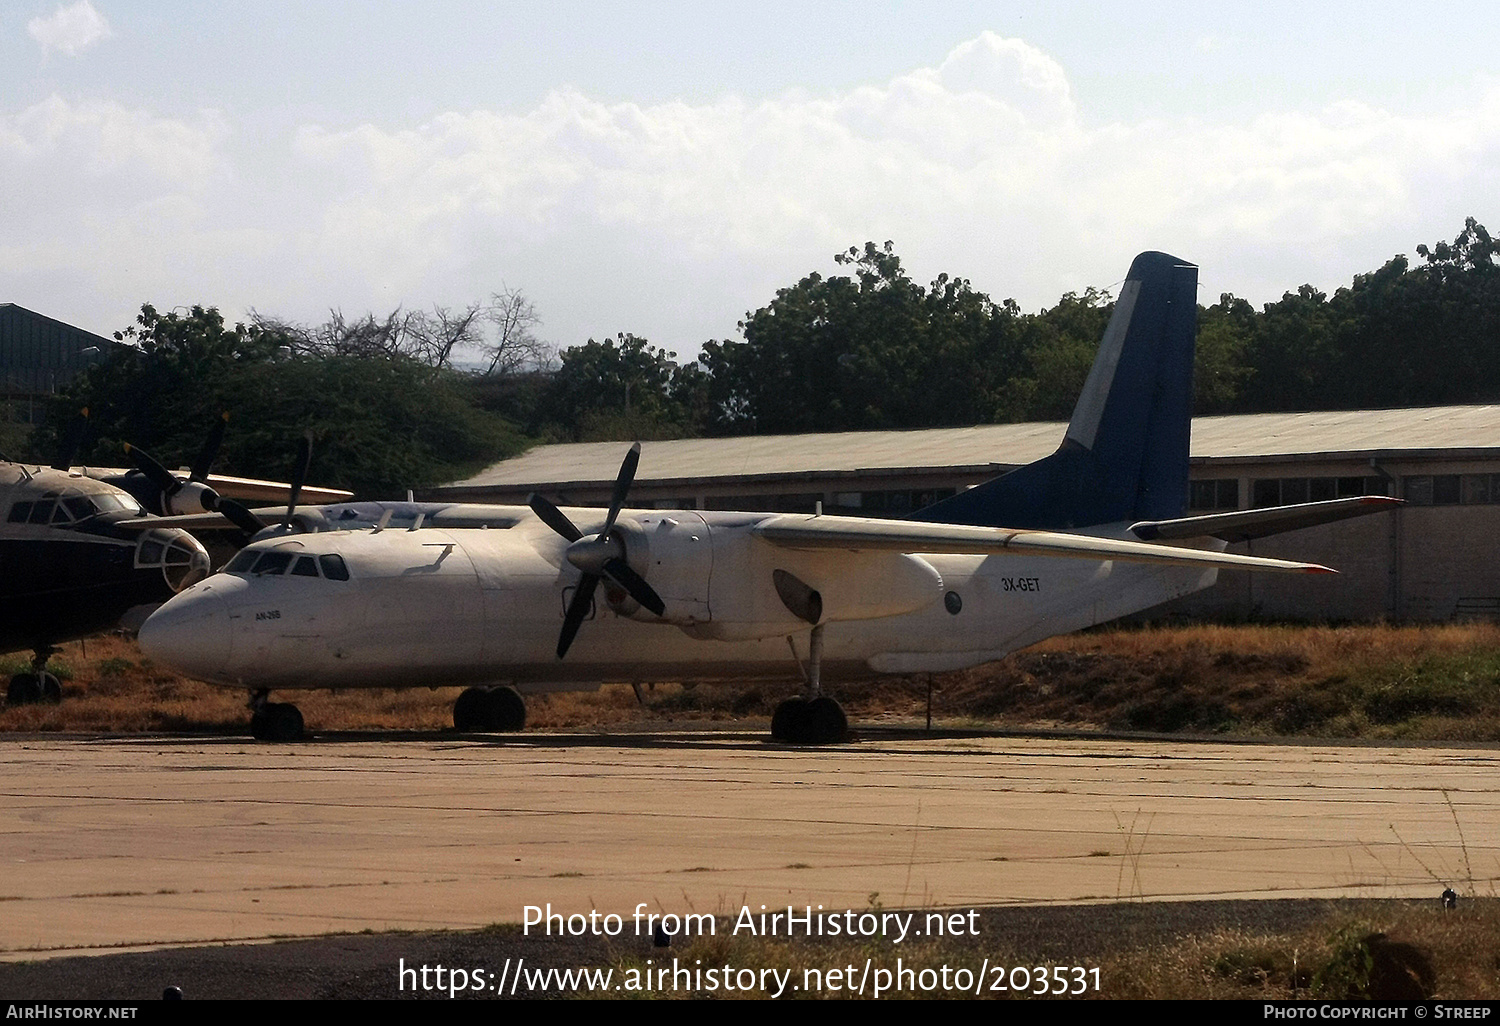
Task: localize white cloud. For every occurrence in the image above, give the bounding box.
[28,1,112,58]
[3,33,1499,347]
[282,34,1499,329]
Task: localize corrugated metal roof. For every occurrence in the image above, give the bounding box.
[442,405,1500,491]
[0,304,116,394]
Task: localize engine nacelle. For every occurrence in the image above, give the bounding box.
[603,514,711,626]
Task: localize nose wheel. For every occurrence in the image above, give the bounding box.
[771,624,848,745]
[6,648,63,706]
[453,686,527,732]
[248,691,304,741]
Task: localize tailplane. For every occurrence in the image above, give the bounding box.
[913,251,1197,529]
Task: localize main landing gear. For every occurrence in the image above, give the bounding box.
[453,686,526,732]
[6,647,63,706]
[249,689,304,741]
[771,624,848,745]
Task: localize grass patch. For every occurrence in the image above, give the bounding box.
[9,622,1500,740]
[581,900,1498,999]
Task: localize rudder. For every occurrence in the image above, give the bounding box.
[912,251,1197,529]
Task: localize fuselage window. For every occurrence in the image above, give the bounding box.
[8,501,32,523]
[319,553,350,581]
[252,551,295,576]
[291,555,320,578]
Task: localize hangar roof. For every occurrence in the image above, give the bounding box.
[438,405,1500,493]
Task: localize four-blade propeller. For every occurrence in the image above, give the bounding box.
[528,442,665,658]
[124,414,266,537]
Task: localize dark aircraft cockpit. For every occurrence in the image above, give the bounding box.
[7,490,144,525]
[223,548,350,581]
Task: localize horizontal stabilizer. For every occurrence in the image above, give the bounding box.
[755,513,1334,574]
[1130,495,1402,543]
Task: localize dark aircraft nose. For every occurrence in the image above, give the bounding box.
[135,529,211,592]
[139,581,231,681]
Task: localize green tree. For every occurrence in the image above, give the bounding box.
[704,242,1026,434]
[543,333,700,441]
[48,303,523,496]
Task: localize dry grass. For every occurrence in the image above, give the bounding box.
[589,899,1500,999]
[7,622,1500,740]
[1099,901,1500,999]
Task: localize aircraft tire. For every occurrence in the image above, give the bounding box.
[771,697,809,743]
[806,697,848,744]
[7,673,43,706]
[251,702,304,742]
[453,687,489,731]
[39,672,62,704]
[485,686,526,732]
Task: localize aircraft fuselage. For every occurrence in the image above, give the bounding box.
[140,508,1217,693]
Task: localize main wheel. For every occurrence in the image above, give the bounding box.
[453,687,489,731]
[771,697,809,743]
[484,686,527,732]
[7,673,42,706]
[39,672,62,704]
[805,696,848,744]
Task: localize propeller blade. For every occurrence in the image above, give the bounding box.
[528,492,583,542]
[603,557,665,617]
[50,408,89,471]
[190,412,228,482]
[123,442,183,510]
[601,442,640,535]
[214,496,267,538]
[282,433,312,526]
[557,574,600,658]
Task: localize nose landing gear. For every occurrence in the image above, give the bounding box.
[249,690,304,741]
[6,647,63,706]
[453,686,526,732]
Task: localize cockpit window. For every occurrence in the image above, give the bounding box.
[8,501,32,523]
[319,553,350,581]
[63,496,99,520]
[251,551,295,576]
[224,549,259,574]
[291,555,320,577]
[27,500,54,525]
[93,492,143,515]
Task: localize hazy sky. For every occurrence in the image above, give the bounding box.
[3,1,1496,359]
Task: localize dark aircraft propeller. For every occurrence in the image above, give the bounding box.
[528,442,666,658]
[279,433,312,529]
[123,414,266,537]
[49,407,90,472]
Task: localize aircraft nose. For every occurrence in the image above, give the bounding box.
[139,582,231,681]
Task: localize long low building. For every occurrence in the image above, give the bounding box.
[430,406,1500,622]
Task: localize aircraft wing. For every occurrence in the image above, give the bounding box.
[1129,495,1401,543]
[112,511,247,532]
[201,473,353,504]
[74,467,353,504]
[752,513,1334,573]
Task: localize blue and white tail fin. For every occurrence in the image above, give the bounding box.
[913,251,1197,530]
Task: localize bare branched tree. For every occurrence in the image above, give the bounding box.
[482,286,548,376]
[251,288,550,374]
[405,303,483,369]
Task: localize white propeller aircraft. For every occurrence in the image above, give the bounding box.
[139,252,1397,742]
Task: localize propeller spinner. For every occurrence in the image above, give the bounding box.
[528,442,666,658]
[123,414,266,537]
